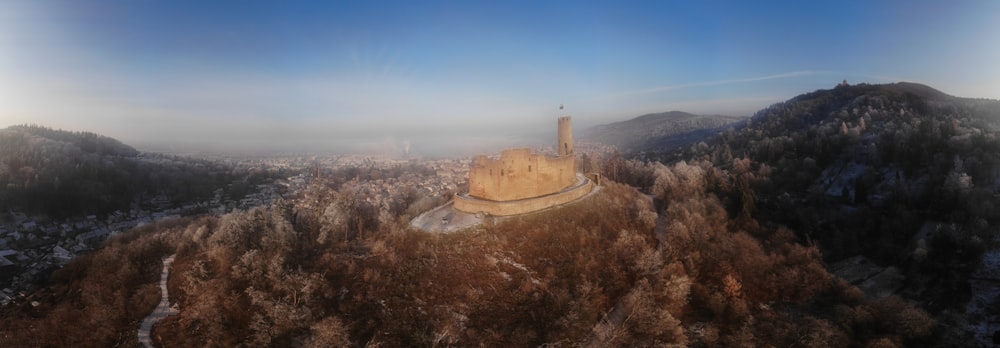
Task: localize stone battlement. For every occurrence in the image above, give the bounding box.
[467,148,576,201]
[451,116,594,216]
[454,174,594,216]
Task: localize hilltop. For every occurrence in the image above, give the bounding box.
[0,172,935,346]
[584,111,744,151]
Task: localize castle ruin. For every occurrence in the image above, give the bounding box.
[453,116,595,216]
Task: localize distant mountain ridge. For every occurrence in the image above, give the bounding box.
[584,111,744,151]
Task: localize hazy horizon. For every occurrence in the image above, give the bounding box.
[2,1,998,154]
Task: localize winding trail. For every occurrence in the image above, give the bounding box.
[138,254,178,348]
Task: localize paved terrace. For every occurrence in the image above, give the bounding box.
[410,175,600,233]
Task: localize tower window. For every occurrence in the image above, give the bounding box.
[528,165,532,172]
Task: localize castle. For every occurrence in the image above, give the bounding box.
[453,116,595,216]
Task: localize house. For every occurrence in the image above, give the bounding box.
[52,246,73,261]
[0,250,18,267]
[76,228,110,245]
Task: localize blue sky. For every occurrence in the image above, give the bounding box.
[1,1,998,153]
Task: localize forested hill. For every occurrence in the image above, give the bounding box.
[0,125,236,218]
[656,82,1000,319]
[2,124,140,158]
[584,111,744,151]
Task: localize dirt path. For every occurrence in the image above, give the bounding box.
[138,254,178,348]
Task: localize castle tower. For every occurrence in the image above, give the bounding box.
[558,116,574,156]
[448,115,594,217]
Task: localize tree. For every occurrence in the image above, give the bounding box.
[308,317,351,347]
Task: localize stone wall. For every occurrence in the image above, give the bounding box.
[454,175,594,216]
[468,148,576,201]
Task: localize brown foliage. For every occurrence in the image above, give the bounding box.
[0,219,178,347]
[0,160,940,347]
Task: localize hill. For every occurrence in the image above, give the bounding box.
[0,160,936,347]
[650,81,1000,344]
[0,125,237,218]
[584,111,744,151]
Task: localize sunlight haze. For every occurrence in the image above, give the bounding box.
[1,1,997,153]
